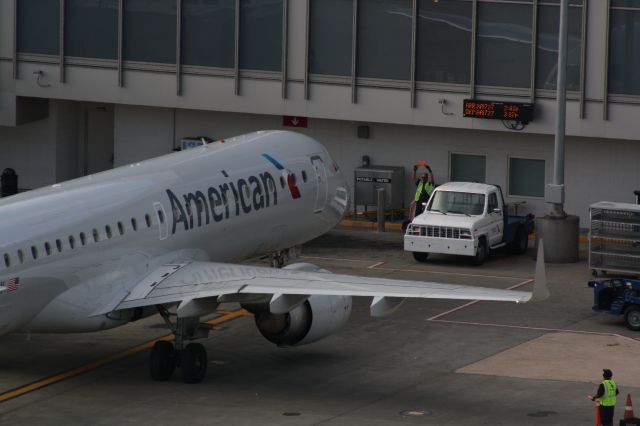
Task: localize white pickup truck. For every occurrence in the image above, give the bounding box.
[404,182,534,265]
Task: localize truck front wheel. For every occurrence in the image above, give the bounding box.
[412,252,429,262]
[473,240,487,266]
[624,306,640,331]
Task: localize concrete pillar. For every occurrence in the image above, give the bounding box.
[535,215,580,263]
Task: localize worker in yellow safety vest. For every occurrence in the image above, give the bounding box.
[587,369,619,426]
[412,164,434,216]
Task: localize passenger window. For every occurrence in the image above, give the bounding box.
[17,250,24,263]
[56,239,62,252]
[118,222,124,235]
[106,225,112,239]
[69,236,75,249]
[31,246,38,260]
[131,218,138,231]
[80,232,86,246]
[92,228,99,243]
[45,242,52,256]
[302,170,308,183]
[145,214,152,227]
[4,253,10,268]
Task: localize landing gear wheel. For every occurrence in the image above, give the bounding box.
[150,340,176,381]
[181,343,208,383]
[473,240,487,266]
[412,252,429,262]
[624,306,640,331]
[510,228,528,255]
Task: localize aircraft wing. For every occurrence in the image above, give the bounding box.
[112,246,548,317]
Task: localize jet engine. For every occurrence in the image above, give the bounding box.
[243,263,352,346]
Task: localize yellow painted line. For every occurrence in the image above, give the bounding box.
[339,219,403,232]
[0,309,252,403]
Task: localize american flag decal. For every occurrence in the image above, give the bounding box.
[4,277,20,293]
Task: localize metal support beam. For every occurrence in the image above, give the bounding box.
[351,0,358,104]
[12,0,17,79]
[281,0,288,99]
[304,0,310,100]
[234,0,240,95]
[176,0,182,96]
[118,0,123,87]
[579,0,588,119]
[469,0,478,99]
[59,0,65,83]
[551,0,569,218]
[529,0,538,103]
[603,0,611,121]
[410,0,417,108]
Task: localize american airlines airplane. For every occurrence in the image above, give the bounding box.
[0,130,548,383]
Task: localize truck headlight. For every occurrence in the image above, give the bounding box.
[460,229,472,240]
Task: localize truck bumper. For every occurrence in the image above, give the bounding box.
[404,236,476,256]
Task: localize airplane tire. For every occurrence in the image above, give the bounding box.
[150,340,176,381]
[624,306,640,331]
[473,240,487,266]
[412,252,429,262]
[181,343,208,384]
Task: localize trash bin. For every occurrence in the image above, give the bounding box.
[1,168,18,197]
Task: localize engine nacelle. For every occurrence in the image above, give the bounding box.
[244,262,352,346]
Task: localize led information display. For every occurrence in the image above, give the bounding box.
[463,99,534,123]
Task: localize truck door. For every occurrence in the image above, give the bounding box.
[487,191,503,246]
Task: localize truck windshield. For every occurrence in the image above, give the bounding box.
[427,191,485,215]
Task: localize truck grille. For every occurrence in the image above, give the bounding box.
[407,224,470,239]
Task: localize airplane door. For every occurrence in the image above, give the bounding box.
[310,155,328,213]
[154,202,169,240]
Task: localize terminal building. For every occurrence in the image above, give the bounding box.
[0,0,639,225]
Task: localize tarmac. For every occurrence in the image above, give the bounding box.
[0,226,638,425]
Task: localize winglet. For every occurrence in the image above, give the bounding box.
[530,239,550,302]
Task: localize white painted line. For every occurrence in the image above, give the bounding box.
[301,256,373,263]
[429,319,640,343]
[427,279,534,321]
[368,261,386,269]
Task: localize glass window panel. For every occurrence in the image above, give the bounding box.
[476,3,533,88]
[182,0,235,68]
[450,153,486,183]
[509,158,545,197]
[240,0,283,72]
[609,10,640,95]
[65,0,118,59]
[417,0,472,84]
[611,0,640,8]
[536,5,582,91]
[17,0,60,55]
[540,0,583,5]
[358,0,412,80]
[124,0,177,64]
[309,0,353,76]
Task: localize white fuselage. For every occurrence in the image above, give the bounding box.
[0,131,349,335]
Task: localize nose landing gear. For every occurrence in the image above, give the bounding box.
[150,306,210,383]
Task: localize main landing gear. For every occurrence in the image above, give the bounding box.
[150,306,211,383]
